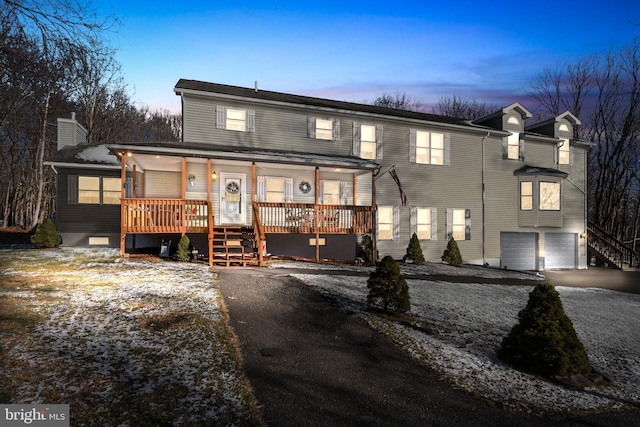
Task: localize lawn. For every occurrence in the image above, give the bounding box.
[0,248,262,426]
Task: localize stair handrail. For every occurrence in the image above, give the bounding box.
[252,202,266,266]
[587,220,639,268]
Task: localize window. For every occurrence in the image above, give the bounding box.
[410,130,450,165]
[507,132,520,159]
[360,124,376,159]
[378,206,394,240]
[411,207,437,240]
[520,181,533,211]
[216,106,255,132]
[74,176,120,205]
[539,182,560,211]
[558,139,570,165]
[316,119,333,140]
[265,177,285,202]
[322,180,340,205]
[78,176,100,204]
[446,208,470,241]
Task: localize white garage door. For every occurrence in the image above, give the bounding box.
[501,232,539,271]
[545,233,577,269]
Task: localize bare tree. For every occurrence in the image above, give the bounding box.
[371,91,422,112]
[433,95,499,120]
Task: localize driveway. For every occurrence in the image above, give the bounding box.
[544,266,640,294]
[217,268,640,426]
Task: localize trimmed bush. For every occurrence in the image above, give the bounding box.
[367,256,410,314]
[175,235,191,262]
[441,237,462,266]
[30,218,61,248]
[498,283,592,377]
[403,233,425,265]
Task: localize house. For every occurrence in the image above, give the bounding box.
[45,80,594,269]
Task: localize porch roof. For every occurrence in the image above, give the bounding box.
[105,141,380,171]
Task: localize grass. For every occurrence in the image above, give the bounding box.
[0,248,263,426]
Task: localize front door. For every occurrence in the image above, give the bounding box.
[219,173,246,224]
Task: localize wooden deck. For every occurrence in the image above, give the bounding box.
[122,198,210,234]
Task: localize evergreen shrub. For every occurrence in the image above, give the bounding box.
[497,283,592,377]
[367,255,410,314]
[441,237,462,266]
[357,234,376,265]
[30,218,61,248]
[175,235,191,262]
[403,233,425,265]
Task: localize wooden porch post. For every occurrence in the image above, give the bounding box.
[181,158,187,235]
[353,174,358,230]
[120,152,127,258]
[315,167,320,263]
[371,170,377,263]
[207,159,213,267]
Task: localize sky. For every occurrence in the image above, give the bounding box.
[93,0,640,115]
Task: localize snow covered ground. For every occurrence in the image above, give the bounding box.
[270,261,640,415]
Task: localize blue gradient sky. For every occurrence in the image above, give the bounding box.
[95,0,640,114]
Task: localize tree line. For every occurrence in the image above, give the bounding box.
[0,1,180,230]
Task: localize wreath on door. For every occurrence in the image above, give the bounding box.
[226,181,240,194]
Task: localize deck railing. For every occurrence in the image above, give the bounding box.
[122,198,210,234]
[253,202,374,234]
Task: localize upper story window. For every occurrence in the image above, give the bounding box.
[353,123,383,160]
[71,176,120,205]
[216,106,255,132]
[410,130,450,165]
[308,117,340,141]
[506,132,521,160]
[539,182,560,211]
[557,138,571,165]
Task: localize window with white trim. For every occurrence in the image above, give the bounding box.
[308,117,340,141]
[361,124,376,159]
[520,181,533,211]
[539,181,560,211]
[322,180,340,205]
[557,138,570,165]
[78,176,100,204]
[378,206,393,240]
[410,130,450,165]
[216,106,255,132]
[316,118,333,140]
[446,208,470,241]
[507,132,520,160]
[257,176,293,203]
[411,207,437,240]
[265,177,285,202]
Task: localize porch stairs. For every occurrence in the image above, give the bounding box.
[587,221,639,270]
[210,226,260,267]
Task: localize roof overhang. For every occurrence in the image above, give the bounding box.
[513,165,569,178]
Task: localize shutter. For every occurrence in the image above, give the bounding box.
[319,180,325,204]
[376,124,384,160]
[67,174,78,205]
[246,109,255,132]
[216,105,226,129]
[339,181,347,205]
[332,118,340,141]
[444,133,451,165]
[409,129,417,163]
[125,177,133,198]
[410,207,417,236]
[519,139,525,161]
[431,208,438,241]
[307,117,316,139]
[352,122,361,156]
[502,137,508,159]
[570,145,575,165]
[446,208,453,240]
[285,178,293,203]
[554,143,559,164]
[465,208,471,240]
[393,205,400,241]
[256,176,266,202]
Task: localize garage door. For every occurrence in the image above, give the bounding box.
[545,233,577,269]
[501,232,538,271]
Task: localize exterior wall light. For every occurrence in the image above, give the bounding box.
[211,171,218,182]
